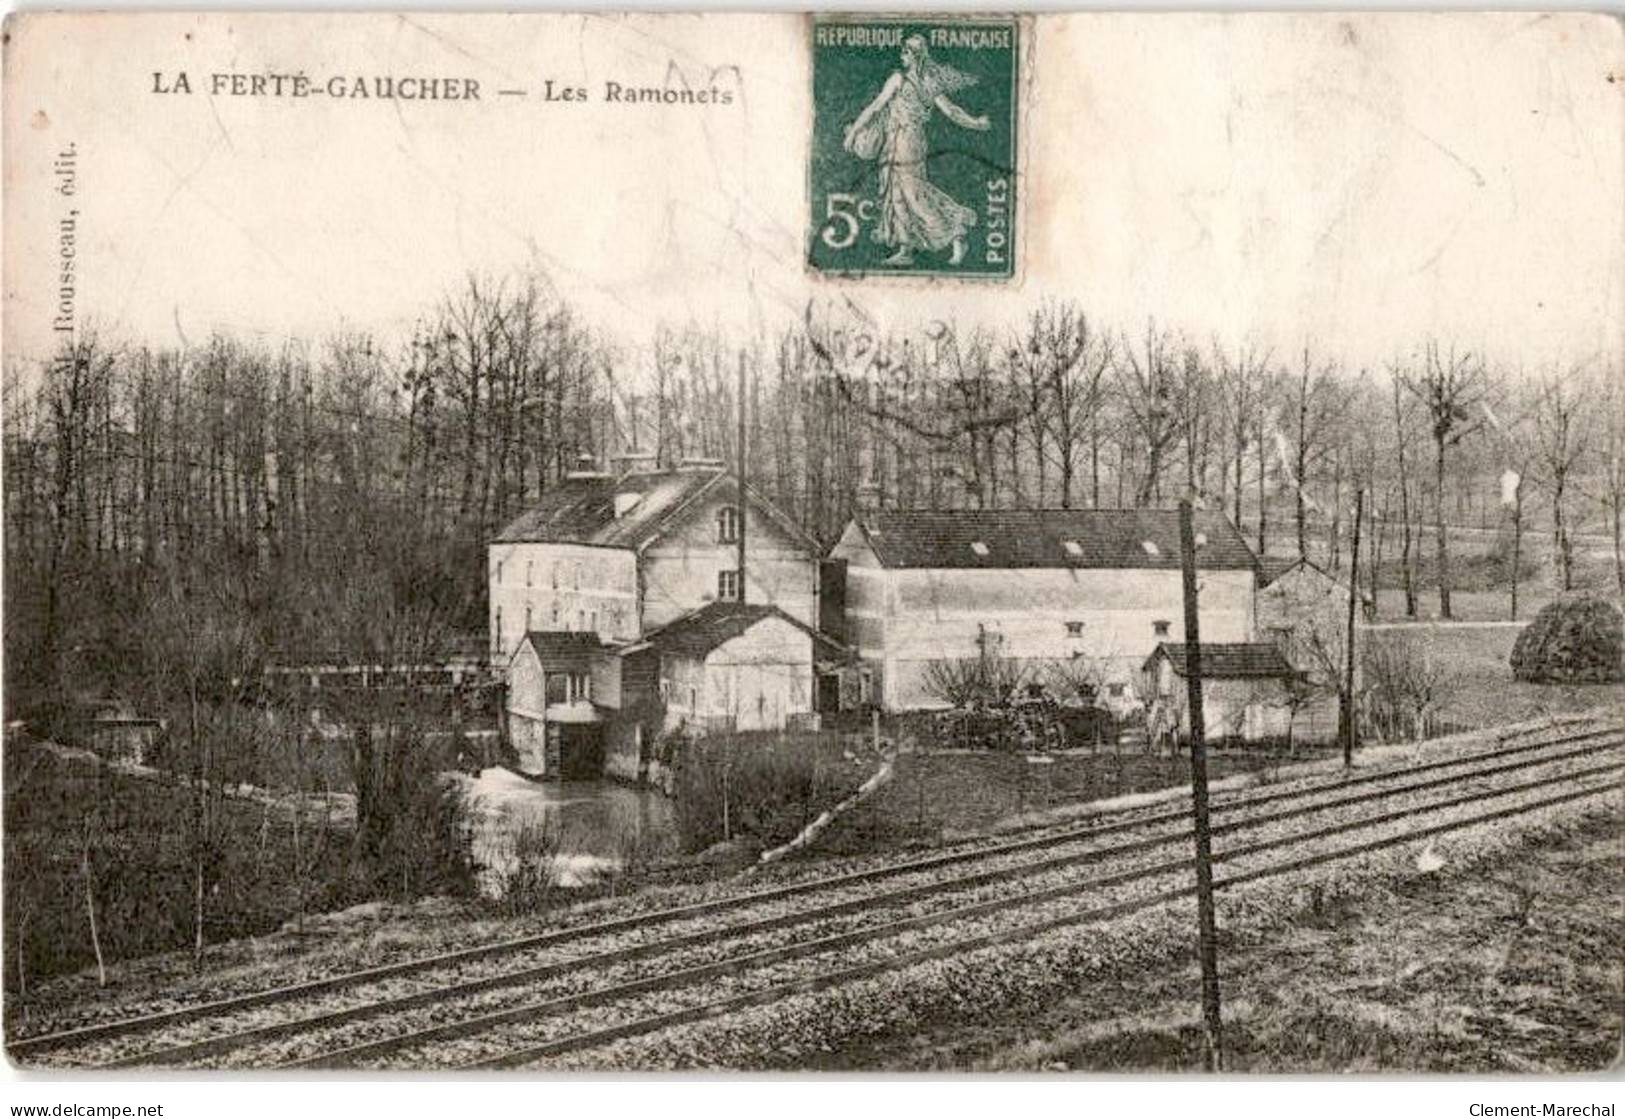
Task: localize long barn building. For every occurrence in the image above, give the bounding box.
[826,508,1261,711]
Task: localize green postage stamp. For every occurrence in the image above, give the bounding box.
[809,16,1019,280]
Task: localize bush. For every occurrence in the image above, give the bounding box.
[1510,596,1625,684]
[1361,635,1445,742]
[672,732,871,854]
[488,812,566,914]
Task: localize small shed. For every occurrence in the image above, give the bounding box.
[636,602,852,736]
[507,631,615,778]
[1142,641,1311,745]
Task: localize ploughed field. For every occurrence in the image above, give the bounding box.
[9,712,1621,1071]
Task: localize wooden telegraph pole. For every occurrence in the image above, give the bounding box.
[1342,488,1364,768]
[1178,499,1224,1071]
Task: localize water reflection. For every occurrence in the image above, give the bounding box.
[459,767,679,891]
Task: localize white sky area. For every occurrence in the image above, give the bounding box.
[4,11,1622,379]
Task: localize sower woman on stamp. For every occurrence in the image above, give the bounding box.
[843,35,991,266]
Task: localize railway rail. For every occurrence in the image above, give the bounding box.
[8,716,1621,1071]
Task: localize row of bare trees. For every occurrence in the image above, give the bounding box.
[7,280,1623,718]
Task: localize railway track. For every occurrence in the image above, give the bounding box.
[9,716,1621,1070]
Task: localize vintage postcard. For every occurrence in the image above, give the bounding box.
[3,10,1623,1082]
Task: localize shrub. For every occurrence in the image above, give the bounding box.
[1510,595,1625,684]
[922,655,1032,709]
[1361,634,1444,742]
[489,812,566,914]
[672,732,867,853]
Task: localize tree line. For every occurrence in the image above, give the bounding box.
[6,275,1624,720]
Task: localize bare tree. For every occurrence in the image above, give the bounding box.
[1116,320,1183,507]
[1402,342,1487,619]
[1595,369,1625,595]
[1217,343,1270,530]
[1530,368,1595,593]
[1287,347,1343,561]
[1008,302,1113,509]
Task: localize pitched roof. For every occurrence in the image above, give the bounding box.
[847,508,1256,571]
[492,468,819,553]
[518,630,607,668]
[1145,642,1300,679]
[640,602,851,661]
[492,469,720,549]
[1257,556,1375,602]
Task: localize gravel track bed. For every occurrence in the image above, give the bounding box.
[538,792,1622,1071]
[376,771,1622,1070]
[178,840,1204,1069]
[18,718,1616,1049]
[34,744,1619,1069]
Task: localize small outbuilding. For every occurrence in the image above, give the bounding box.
[1142,641,1317,745]
[507,631,617,778]
[631,602,854,737]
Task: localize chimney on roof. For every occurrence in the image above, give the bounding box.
[565,452,609,480]
[677,456,726,472]
[614,451,659,475]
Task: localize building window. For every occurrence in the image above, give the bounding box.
[495,560,503,584]
[1065,620,1084,637]
[493,607,502,651]
[718,505,740,543]
[551,601,560,625]
[1153,620,1171,638]
[548,672,592,705]
[719,569,740,601]
[526,560,533,587]
[525,604,532,632]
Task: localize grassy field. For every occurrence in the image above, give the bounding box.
[3,738,359,1000]
[830,812,1622,1073]
[827,744,1339,849]
[1364,624,1625,732]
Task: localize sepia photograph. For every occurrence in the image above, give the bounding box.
[1,8,1622,1083]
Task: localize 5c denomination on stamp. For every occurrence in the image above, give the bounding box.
[809,15,1018,280]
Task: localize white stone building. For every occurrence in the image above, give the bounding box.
[826,508,1260,711]
[489,459,834,777]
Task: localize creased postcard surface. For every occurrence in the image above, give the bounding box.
[3,11,1623,1075]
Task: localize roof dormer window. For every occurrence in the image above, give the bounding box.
[1141,540,1161,557]
[970,541,990,557]
[1063,540,1083,558]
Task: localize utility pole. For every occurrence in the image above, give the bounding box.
[1178,499,1223,1071]
[736,351,748,605]
[1342,488,1364,768]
